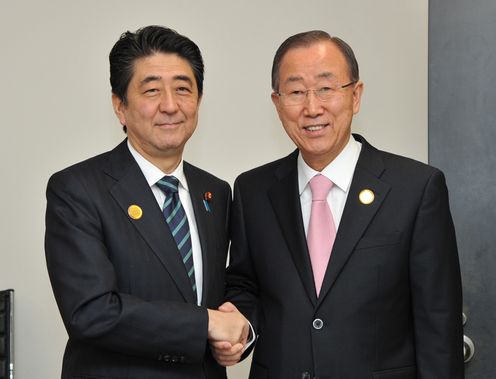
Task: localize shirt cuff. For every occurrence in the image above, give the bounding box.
[243,321,256,351]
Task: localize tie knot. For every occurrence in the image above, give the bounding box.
[309,174,333,201]
[156,175,179,194]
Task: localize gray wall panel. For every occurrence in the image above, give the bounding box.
[429,0,496,376]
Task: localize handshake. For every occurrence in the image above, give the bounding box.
[207,302,250,367]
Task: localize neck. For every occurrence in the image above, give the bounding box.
[155,156,182,174]
[128,139,183,174]
[302,151,338,172]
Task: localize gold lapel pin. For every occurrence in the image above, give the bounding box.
[359,189,375,205]
[128,204,143,220]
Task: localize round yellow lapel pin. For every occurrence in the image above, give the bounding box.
[359,189,375,205]
[128,205,143,220]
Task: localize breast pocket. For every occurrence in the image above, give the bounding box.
[355,231,402,250]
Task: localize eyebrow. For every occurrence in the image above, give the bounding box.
[139,74,194,87]
[173,75,194,87]
[284,71,336,85]
[140,75,162,86]
[284,75,304,85]
[316,72,336,80]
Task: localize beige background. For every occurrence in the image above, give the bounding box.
[0,1,427,377]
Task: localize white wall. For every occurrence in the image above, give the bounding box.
[0,1,428,378]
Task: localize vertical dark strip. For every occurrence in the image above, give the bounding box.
[429,0,496,376]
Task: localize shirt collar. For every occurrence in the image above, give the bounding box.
[127,140,189,191]
[298,135,362,194]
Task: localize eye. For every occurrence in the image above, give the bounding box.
[144,88,159,95]
[318,87,333,94]
[176,86,193,95]
[289,90,305,97]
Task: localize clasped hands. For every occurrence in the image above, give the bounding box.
[207,302,249,366]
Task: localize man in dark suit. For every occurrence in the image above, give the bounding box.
[213,31,464,378]
[45,26,248,379]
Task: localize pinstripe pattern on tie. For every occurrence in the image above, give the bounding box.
[156,176,196,293]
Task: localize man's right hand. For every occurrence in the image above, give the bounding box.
[207,302,249,366]
[207,302,249,346]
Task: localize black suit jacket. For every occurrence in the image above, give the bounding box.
[226,134,464,379]
[45,140,231,379]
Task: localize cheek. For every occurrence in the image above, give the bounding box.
[182,100,200,117]
[326,97,346,113]
[281,119,300,140]
[138,103,158,120]
[279,109,300,127]
[328,101,353,122]
[123,109,147,127]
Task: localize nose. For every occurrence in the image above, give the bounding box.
[303,90,323,116]
[159,91,179,114]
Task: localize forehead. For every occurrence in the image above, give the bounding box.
[131,52,196,84]
[278,41,349,84]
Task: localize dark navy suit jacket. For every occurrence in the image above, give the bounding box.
[45,140,231,379]
[227,134,464,379]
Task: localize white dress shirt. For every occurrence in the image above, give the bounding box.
[127,141,203,305]
[298,135,362,236]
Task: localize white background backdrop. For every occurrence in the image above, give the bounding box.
[0,1,427,377]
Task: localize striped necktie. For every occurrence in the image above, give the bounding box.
[156,176,196,293]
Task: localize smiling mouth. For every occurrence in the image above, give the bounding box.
[156,121,183,127]
[304,124,328,132]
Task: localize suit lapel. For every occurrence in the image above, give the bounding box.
[268,151,318,306]
[104,140,196,304]
[317,135,391,306]
[183,162,215,306]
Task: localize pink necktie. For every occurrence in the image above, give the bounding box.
[307,175,336,296]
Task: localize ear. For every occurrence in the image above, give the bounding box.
[271,92,283,116]
[352,81,364,114]
[111,93,127,126]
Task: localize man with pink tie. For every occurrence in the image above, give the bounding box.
[213,30,464,378]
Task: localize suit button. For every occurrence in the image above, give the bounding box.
[163,354,171,363]
[312,318,323,330]
[171,355,179,363]
[302,371,312,379]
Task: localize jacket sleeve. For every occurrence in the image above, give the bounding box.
[409,170,464,378]
[225,177,260,358]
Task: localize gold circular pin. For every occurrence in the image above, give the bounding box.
[359,189,375,205]
[128,205,143,220]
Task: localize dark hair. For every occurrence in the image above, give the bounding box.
[109,25,204,104]
[271,30,359,91]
